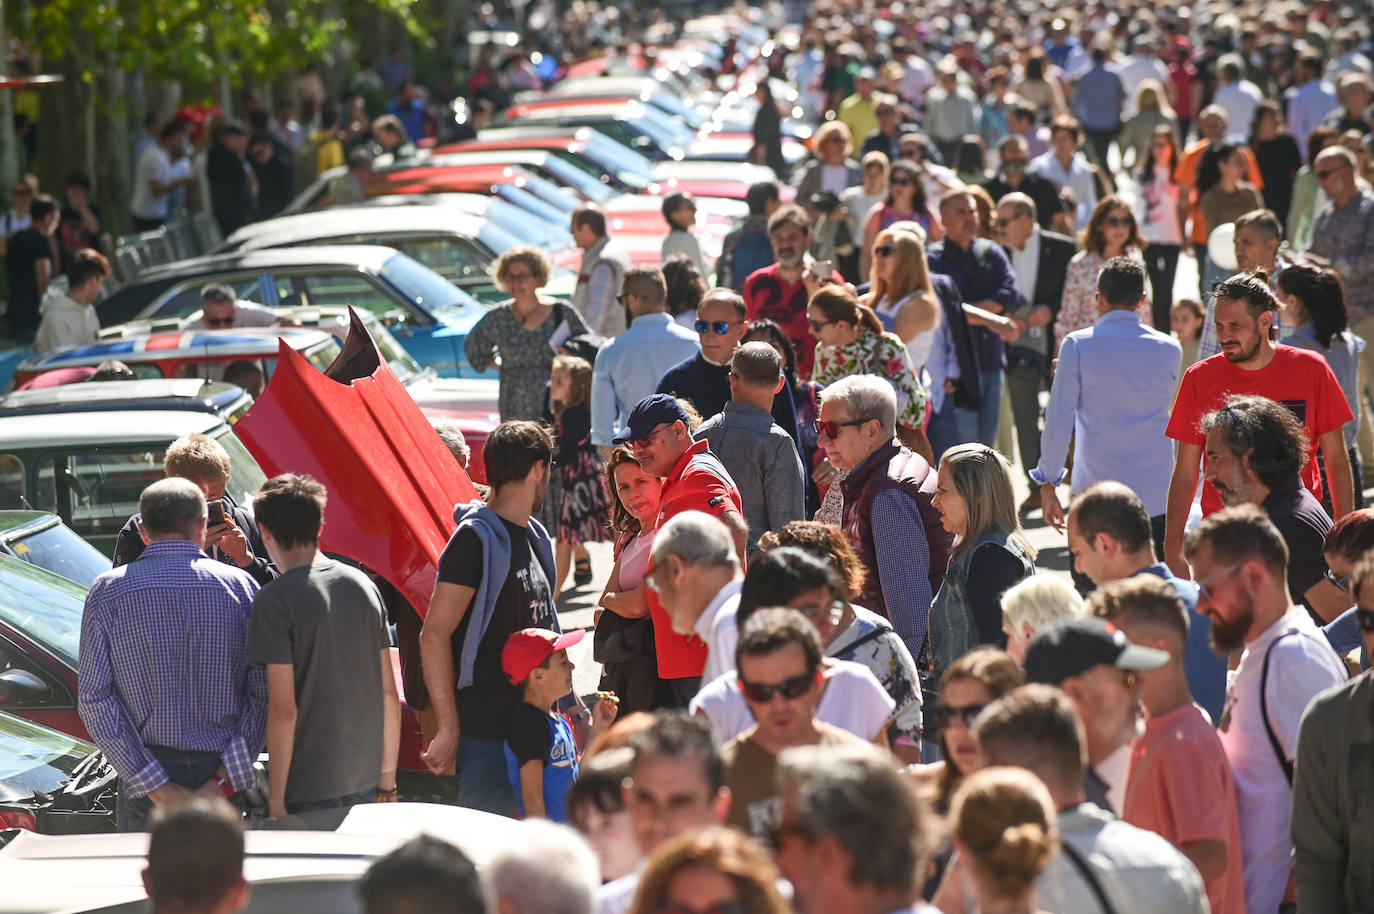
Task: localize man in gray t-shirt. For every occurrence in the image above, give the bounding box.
[245,474,400,817]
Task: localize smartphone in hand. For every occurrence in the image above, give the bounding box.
[808,259,833,282]
[208,501,226,526]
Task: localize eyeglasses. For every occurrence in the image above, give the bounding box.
[695,319,738,335]
[659,903,750,914]
[807,318,835,333]
[994,215,1023,227]
[814,417,868,438]
[1196,561,1245,603]
[204,315,235,328]
[929,702,987,732]
[1356,608,1374,633]
[738,669,817,703]
[628,424,672,452]
[889,177,914,186]
[794,600,845,626]
[1102,215,1133,228]
[873,245,896,257]
[1325,568,1351,592]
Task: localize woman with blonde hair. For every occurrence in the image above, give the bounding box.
[629,827,790,914]
[950,767,1058,914]
[795,120,862,201]
[809,284,929,456]
[929,444,1036,677]
[1119,79,1180,172]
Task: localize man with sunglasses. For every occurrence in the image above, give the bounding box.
[1292,554,1374,912]
[1183,505,1347,914]
[656,288,752,422]
[721,609,869,841]
[185,283,282,330]
[1024,615,1169,815]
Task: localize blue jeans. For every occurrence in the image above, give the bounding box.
[457,736,517,817]
[286,787,374,815]
[117,746,224,833]
[927,396,980,461]
[1323,608,1370,670]
[975,369,1004,447]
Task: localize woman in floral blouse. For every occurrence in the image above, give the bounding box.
[809,284,927,446]
[1052,194,1152,351]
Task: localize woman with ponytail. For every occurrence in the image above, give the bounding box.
[950,766,1058,914]
[809,283,930,458]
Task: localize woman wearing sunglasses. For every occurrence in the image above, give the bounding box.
[864,226,941,400]
[1318,507,1374,664]
[593,446,665,713]
[809,284,929,459]
[861,159,943,279]
[688,547,897,745]
[1052,195,1152,349]
[628,826,790,914]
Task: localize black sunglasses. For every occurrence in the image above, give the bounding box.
[694,319,736,335]
[737,670,816,703]
[926,702,987,735]
[1325,568,1351,592]
[807,318,834,333]
[874,245,896,257]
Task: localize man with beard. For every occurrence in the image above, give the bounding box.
[418,421,559,814]
[1201,395,1348,622]
[1163,272,1353,578]
[1183,506,1346,914]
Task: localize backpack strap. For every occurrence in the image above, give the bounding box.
[1260,629,1297,784]
[1059,838,1119,914]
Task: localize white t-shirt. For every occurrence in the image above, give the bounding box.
[1218,608,1347,914]
[695,579,742,687]
[820,164,851,195]
[689,658,895,743]
[130,145,173,220]
[1137,165,1184,246]
[0,209,32,238]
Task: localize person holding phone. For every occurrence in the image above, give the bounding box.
[113,434,277,586]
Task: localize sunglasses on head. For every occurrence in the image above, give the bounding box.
[737,669,817,703]
[814,417,867,438]
[694,319,736,335]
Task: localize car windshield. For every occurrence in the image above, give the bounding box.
[630,105,695,148]
[6,520,111,590]
[0,555,86,670]
[215,430,268,508]
[578,131,655,182]
[536,156,615,205]
[517,174,579,215]
[483,198,573,248]
[474,220,525,256]
[368,324,423,382]
[495,184,573,225]
[0,711,87,779]
[303,338,345,373]
[378,254,480,319]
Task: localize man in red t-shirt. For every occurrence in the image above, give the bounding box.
[613,394,746,705]
[742,204,845,380]
[1164,272,1352,576]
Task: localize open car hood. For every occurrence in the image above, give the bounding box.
[236,309,476,617]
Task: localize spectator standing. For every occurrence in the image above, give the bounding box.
[1307,148,1374,403]
[775,743,941,914]
[717,181,780,293]
[628,827,788,914]
[488,819,600,914]
[1000,576,1085,664]
[1134,126,1187,326]
[1184,506,1348,914]
[741,319,824,515]
[592,266,702,449]
[859,97,907,162]
[929,444,1036,677]
[1072,47,1127,173]
[1324,72,1374,134]
[1091,576,1244,914]
[1285,55,1339,153]
[656,288,751,422]
[5,195,57,344]
[646,511,743,688]
[325,147,372,205]
[0,174,34,251]
[571,206,631,339]
[1118,81,1179,172]
[549,354,608,595]
[695,343,805,555]
[822,376,953,659]
[1164,273,1354,575]
[1196,209,1290,360]
[983,135,1064,232]
[56,173,105,271]
[1051,196,1151,346]
[1197,142,1266,289]
[837,69,882,143]
[1292,553,1374,912]
[1007,105,1052,160]
[793,121,862,203]
[1250,103,1304,230]
[864,226,942,379]
[360,836,488,914]
[418,421,560,813]
[720,610,870,840]
[1213,58,1265,143]
[743,204,843,380]
[144,798,248,914]
[466,246,588,423]
[860,160,941,277]
[246,129,295,221]
[840,153,889,259]
[129,120,195,231]
[1064,482,1228,725]
[660,192,708,279]
[1013,53,1066,122]
[1028,117,1099,231]
[662,255,706,330]
[925,59,981,166]
[386,79,426,143]
[206,122,254,237]
[246,474,399,817]
[34,249,110,354]
[78,478,265,832]
[949,767,1058,914]
[1175,107,1265,281]
[752,82,787,181]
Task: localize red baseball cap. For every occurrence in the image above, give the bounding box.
[502,628,586,684]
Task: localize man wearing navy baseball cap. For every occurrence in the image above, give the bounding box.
[1024,616,1169,814]
[613,394,746,705]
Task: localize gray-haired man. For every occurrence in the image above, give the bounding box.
[648,511,743,687]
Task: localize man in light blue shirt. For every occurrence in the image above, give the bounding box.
[1033,256,1181,541]
[1028,119,1099,231]
[591,265,700,454]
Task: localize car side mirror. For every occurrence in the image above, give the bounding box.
[0,669,51,706]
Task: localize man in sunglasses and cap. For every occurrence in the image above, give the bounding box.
[1023,614,1170,815]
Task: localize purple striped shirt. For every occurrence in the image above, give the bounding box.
[78,540,266,798]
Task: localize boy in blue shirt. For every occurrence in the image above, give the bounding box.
[502,628,616,821]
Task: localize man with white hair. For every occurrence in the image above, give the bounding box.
[489,819,600,914]
[999,575,1085,665]
[647,511,744,686]
[819,374,953,660]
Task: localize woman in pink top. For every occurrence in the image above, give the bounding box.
[862,160,943,278]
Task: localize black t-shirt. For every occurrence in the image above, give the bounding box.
[966,542,1033,648]
[506,702,555,766]
[1263,476,1333,604]
[6,228,53,331]
[438,517,556,740]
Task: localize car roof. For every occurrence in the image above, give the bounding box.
[125,245,399,284]
[0,409,226,448]
[421,148,559,170]
[18,329,333,372]
[223,205,491,250]
[0,380,248,417]
[502,100,645,120]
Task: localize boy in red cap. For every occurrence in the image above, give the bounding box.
[502,628,617,822]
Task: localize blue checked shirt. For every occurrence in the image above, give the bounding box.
[866,481,933,660]
[78,540,266,798]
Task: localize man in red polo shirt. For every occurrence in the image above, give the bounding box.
[743,204,845,379]
[1164,272,1353,578]
[614,395,746,705]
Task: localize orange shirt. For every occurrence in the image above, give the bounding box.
[1123,703,1246,914]
[1174,140,1265,244]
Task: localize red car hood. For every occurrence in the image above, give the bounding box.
[236,310,475,617]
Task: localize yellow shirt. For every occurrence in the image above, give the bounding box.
[837,94,879,143]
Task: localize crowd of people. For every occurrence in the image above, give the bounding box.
[55,1,1374,913]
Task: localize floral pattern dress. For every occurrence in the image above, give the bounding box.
[463,300,588,421]
[813,329,927,430]
[1051,248,1152,351]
